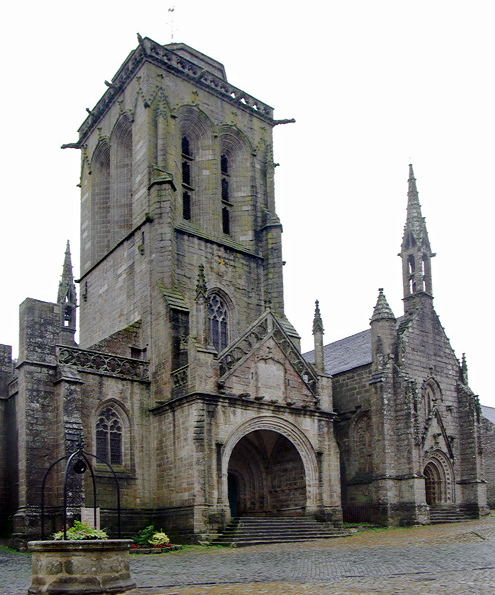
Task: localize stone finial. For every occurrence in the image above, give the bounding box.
[312,300,325,374]
[370,289,396,323]
[195,264,207,300]
[312,300,324,335]
[57,240,77,334]
[461,353,469,384]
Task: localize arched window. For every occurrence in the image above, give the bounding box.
[222,206,230,235]
[96,407,123,465]
[182,135,192,157]
[221,177,230,201]
[423,380,441,418]
[221,153,229,175]
[181,135,194,221]
[183,191,191,220]
[208,293,229,352]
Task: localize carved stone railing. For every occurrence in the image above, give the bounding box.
[146,40,273,119]
[77,37,274,142]
[58,346,149,381]
[171,365,189,388]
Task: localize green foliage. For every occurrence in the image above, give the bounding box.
[52,520,108,540]
[132,525,156,546]
[148,531,170,546]
[132,524,170,547]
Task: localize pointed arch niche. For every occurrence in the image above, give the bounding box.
[177,106,214,227]
[422,378,442,420]
[218,127,253,245]
[90,140,111,263]
[110,114,133,244]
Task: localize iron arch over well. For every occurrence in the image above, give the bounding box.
[222,417,319,517]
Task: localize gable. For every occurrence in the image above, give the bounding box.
[218,311,318,407]
[221,335,316,406]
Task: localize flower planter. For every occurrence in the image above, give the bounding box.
[28,540,136,594]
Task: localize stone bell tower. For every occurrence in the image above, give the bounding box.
[69,37,297,403]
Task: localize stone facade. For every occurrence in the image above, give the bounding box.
[481,407,495,508]
[306,167,488,525]
[0,38,488,543]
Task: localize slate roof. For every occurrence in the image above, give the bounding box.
[304,317,407,376]
[482,405,495,425]
[304,328,372,376]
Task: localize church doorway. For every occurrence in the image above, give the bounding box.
[227,430,306,517]
[424,461,445,506]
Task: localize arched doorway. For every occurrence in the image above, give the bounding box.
[227,430,306,517]
[423,453,453,506]
[424,461,442,505]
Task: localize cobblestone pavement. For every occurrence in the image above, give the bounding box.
[2,517,495,594]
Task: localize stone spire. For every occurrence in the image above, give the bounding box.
[400,165,435,314]
[57,240,77,344]
[312,300,325,373]
[370,288,396,371]
[370,288,396,323]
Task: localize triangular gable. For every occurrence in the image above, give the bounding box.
[423,409,454,460]
[218,310,318,396]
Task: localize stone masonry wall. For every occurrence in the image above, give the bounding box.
[481,416,495,507]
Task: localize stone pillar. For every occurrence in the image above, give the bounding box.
[14,299,61,542]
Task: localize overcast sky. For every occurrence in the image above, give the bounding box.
[1,1,492,406]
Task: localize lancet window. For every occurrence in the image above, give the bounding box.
[182,135,194,220]
[208,293,229,352]
[96,407,123,466]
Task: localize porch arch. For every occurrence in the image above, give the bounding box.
[423,450,455,506]
[222,416,319,516]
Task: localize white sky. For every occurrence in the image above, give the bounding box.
[1,1,492,405]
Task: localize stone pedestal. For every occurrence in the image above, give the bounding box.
[28,540,136,594]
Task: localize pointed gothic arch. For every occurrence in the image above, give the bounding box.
[222,417,319,519]
[93,400,132,471]
[423,450,455,506]
[218,126,254,244]
[177,105,214,227]
[90,139,111,263]
[111,114,133,243]
[422,378,442,419]
[207,288,235,352]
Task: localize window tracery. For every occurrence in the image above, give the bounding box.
[96,407,123,466]
[208,293,229,352]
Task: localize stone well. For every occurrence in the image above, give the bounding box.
[28,540,136,594]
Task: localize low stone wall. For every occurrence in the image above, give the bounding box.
[28,540,136,594]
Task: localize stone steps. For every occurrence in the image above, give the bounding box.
[211,516,350,547]
[429,507,473,524]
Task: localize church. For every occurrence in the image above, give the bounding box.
[0,37,488,544]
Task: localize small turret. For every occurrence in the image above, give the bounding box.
[400,165,435,315]
[57,241,77,345]
[370,288,396,371]
[312,300,325,373]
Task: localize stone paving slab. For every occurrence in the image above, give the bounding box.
[2,517,495,594]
